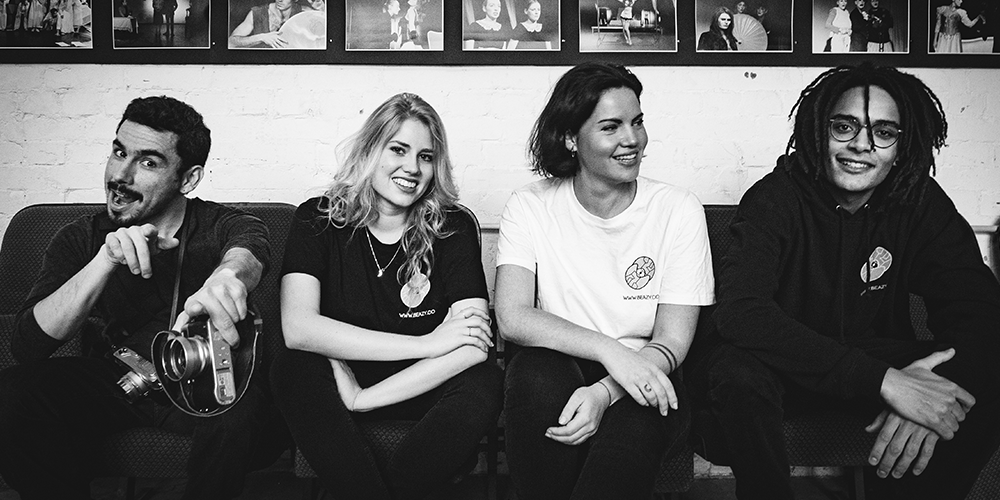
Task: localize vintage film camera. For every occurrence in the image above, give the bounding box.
[111,346,162,403]
[152,311,261,417]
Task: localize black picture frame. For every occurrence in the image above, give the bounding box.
[1,0,998,67]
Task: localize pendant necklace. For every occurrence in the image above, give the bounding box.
[366,229,401,278]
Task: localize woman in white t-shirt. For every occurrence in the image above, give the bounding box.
[495,62,715,499]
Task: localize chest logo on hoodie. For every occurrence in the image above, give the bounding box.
[861,246,892,283]
[625,256,655,290]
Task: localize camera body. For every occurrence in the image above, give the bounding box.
[152,311,260,417]
[111,346,161,402]
[162,317,237,406]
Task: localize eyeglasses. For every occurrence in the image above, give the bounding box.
[828,118,902,149]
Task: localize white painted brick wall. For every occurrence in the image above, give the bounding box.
[1,64,998,247]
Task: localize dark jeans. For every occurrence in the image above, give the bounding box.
[504,346,690,500]
[0,356,272,499]
[270,348,503,500]
[687,341,1000,500]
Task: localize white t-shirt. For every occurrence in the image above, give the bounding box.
[497,176,715,350]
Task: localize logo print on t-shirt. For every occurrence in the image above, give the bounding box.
[625,256,655,290]
[861,246,892,283]
[401,271,431,308]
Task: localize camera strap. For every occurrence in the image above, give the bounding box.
[168,199,193,328]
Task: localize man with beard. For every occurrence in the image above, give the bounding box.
[0,96,273,499]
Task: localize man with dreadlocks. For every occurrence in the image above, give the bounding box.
[685,62,1000,499]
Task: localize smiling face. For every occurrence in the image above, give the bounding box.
[525,1,541,22]
[372,118,436,216]
[718,12,732,29]
[824,86,900,212]
[105,120,194,227]
[483,0,501,20]
[566,87,647,189]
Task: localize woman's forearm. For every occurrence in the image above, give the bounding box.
[352,346,487,411]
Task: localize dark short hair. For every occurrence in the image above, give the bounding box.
[785,62,947,208]
[528,62,643,178]
[116,96,211,172]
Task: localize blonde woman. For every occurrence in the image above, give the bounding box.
[271,93,502,500]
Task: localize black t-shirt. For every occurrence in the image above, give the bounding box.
[13,198,271,362]
[282,197,488,384]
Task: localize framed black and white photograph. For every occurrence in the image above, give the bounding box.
[228,0,326,50]
[812,0,909,54]
[0,0,91,48]
[347,0,443,51]
[113,0,210,48]
[579,0,676,52]
[462,0,559,51]
[929,0,996,54]
[694,0,791,52]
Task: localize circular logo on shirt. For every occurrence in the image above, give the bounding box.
[400,271,431,308]
[861,246,892,283]
[625,256,655,290]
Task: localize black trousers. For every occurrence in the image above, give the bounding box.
[503,346,690,500]
[0,356,272,500]
[687,341,1000,500]
[270,348,503,500]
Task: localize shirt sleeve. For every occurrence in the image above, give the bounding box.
[713,184,891,402]
[12,217,94,363]
[214,204,272,279]
[658,193,715,306]
[281,198,331,281]
[908,182,1000,400]
[496,190,536,273]
[436,208,489,306]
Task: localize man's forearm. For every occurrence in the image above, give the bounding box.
[32,251,116,342]
[215,247,263,294]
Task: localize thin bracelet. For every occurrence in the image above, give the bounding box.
[643,342,673,372]
[644,342,677,373]
[596,379,613,404]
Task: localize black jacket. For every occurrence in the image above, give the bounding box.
[706,155,1000,402]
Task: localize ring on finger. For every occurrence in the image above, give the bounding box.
[644,383,653,392]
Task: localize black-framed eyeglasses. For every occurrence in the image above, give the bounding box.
[828,118,902,149]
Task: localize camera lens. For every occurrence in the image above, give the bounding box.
[163,336,209,382]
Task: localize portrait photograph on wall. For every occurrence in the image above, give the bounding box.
[929,0,997,54]
[228,0,326,49]
[579,0,676,52]
[347,0,443,51]
[695,0,792,52]
[113,0,209,48]
[812,0,909,54]
[0,0,91,48]
[462,0,560,51]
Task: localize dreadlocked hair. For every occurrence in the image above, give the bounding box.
[785,62,948,208]
[322,93,458,285]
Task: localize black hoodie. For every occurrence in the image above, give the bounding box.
[708,154,1000,403]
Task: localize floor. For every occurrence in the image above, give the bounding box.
[0,454,854,500]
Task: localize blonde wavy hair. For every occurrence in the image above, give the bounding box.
[321,93,459,284]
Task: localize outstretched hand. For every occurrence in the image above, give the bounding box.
[421,306,493,358]
[172,268,247,348]
[866,410,940,479]
[880,348,975,440]
[103,224,179,278]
